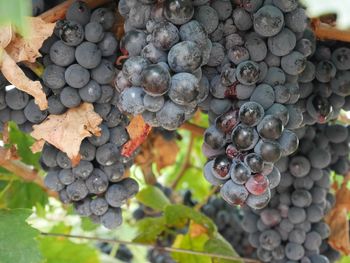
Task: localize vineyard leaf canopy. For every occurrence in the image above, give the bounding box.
[136,185,171,211]
[0,208,43,263]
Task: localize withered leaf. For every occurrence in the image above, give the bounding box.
[122,115,152,157]
[0,49,48,110]
[30,103,102,166]
[325,174,350,254]
[5,17,55,63]
[153,135,179,172]
[0,25,13,48]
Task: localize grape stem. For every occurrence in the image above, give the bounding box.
[180,122,205,136]
[312,18,350,42]
[41,232,260,262]
[0,146,57,197]
[170,135,194,190]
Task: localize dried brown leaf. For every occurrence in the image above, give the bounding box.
[189,222,208,238]
[5,17,55,63]
[30,103,102,166]
[0,49,48,110]
[0,25,13,48]
[325,174,350,254]
[122,115,152,157]
[153,136,179,172]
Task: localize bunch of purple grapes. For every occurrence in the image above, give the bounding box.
[116,0,213,130]
[200,0,313,209]
[297,42,350,126]
[239,123,347,263]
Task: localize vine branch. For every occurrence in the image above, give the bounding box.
[41,232,260,263]
[0,146,57,197]
[180,122,205,137]
[312,19,350,43]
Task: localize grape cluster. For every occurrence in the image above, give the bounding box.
[240,124,346,263]
[201,0,313,208]
[298,43,350,126]
[98,242,134,262]
[36,2,139,229]
[202,196,254,258]
[116,0,213,130]
[41,1,118,116]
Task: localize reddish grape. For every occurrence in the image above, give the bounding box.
[245,173,269,195]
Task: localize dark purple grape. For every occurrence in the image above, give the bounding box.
[231,124,259,151]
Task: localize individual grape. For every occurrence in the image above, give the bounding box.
[41,144,59,168]
[48,95,67,114]
[232,8,253,31]
[246,188,271,209]
[257,115,283,140]
[59,86,81,108]
[102,163,125,183]
[256,140,281,163]
[91,59,115,85]
[94,103,111,119]
[231,124,259,151]
[168,41,202,73]
[227,46,250,65]
[291,189,312,208]
[296,38,313,57]
[194,5,219,34]
[141,43,167,64]
[96,143,120,166]
[90,197,109,216]
[119,87,145,115]
[74,198,91,216]
[325,124,348,143]
[245,34,267,62]
[285,242,305,261]
[244,153,264,173]
[56,151,72,169]
[57,168,75,186]
[156,101,186,130]
[308,148,331,169]
[24,99,47,124]
[49,40,75,67]
[90,8,115,30]
[315,61,337,83]
[257,247,272,261]
[42,64,66,90]
[5,89,29,110]
[84,22,104,43]
[239,101,264,127]
[163,0,194,25]
[286,104,304,129]
[66,179,88,201]
[278,129,299,157]
[285,8,308,33]
[72,160,94,179]
[230,160,251,184]
[66,1,91,25]
[88,124,110,146]
[122,56,149,86]
[168,73,200,105]
[120,30,147,56]
[75,42,102,69]
[331,47,350,70]
[179,20,207,47]
[266,103,289,126]
[101,208,122,229]
[281,51,306,76]
[253,5,284,37]
[141,64,171,96]
[45,170,65,191]
[98,32,118,57]
[109,126,129,147]
[246,173,269,195]
[86,168,109,194]
[96,85,114,104]
[220,180,249,206]
[288,206,306,224]
[266,166,280,189]
[267,28,296,57]
[151,21,179,51]
[212,155,231,180]
[331,70,350,97]
[58,20,84,46]
[236,60,260,86]
[64,64,90,88]
[250,84,275,109]
[304,231,322,251]
[211,0,233,21]
[259,230,281,250]
[288,156,311,178]
[299,61,316,83]
[204,161,227,185]
[306,95,332,123]
[207,43,225,67]
[78,80,101,103]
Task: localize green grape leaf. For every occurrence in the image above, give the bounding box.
[38,236,100,263]
[133,217,167,243]
[8,122,41,169]
[80,217,99,232]
[0,209,43,263]
[2,180,48,209]
[165,205,216,235]
[0,0,30,36]
[171,232,211,263]
[204,234,243,263]
[136,185,171,211]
